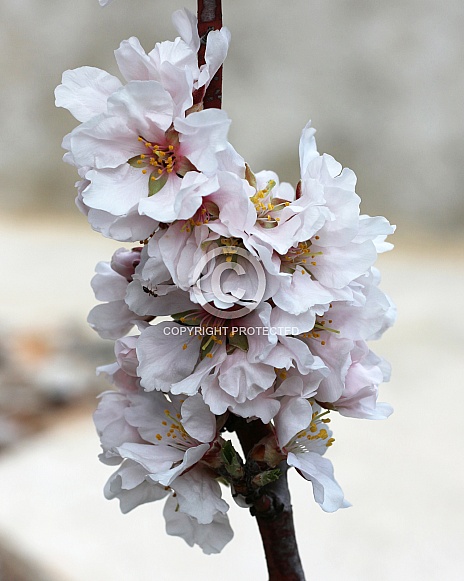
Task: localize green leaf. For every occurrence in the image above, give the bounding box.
[252,469,282,489]
[220,441,244,479]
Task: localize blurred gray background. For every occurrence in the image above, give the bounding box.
[1,1,464,580]
[1,0,463,233]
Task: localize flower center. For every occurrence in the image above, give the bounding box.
[153,406,197,451]
[250,180,291,228]
[300,310,340,346]
[181,200,220,232]
[281,240,323,274]
[171,308,249,358]
[128,136,179,196]
[288,405,335,451]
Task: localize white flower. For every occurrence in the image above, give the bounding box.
[55,11,241,232]
[98,389,231,531]
[163,494,233,554]
[103,460,233,553]
[87,248,150,340]
[275,399,350,512]
[66,80,233,222]
[330,341,393,420]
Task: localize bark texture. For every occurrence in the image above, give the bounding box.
[197,0,223,109]
[232,417,306,581]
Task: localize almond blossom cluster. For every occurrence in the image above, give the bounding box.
[56,9,395,554]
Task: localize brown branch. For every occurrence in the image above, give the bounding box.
[197,0,223,109]
[227,416,306,581]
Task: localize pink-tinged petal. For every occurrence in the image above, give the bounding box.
[275,397,312,448]
[299,121,319,176]
[176,172,219,219]
[309,335,354,402]
[288,452,350,512]
[207,172,256,237]
[181,394,217,443]
[97,362,139,393]
[336,385,393,420]
[137,322,200,392]
[87,300,138,340]
[155,444,210,486]
[152,37,198,72]
[91,261,128,302]
[215,143,246,175]
[273,270,333,316]
[172,8,200,53]
[117,442,184,475]
[84,165,148,215]
[218,349,275,403]
[158,61,193,117]
[140,243,171,284]
[354,215,395,251]
[163,495,233,554]
[201,374,231,416]
[125,281,192,317]
[171,345,227,396]
[241,303,277,363]
[137,173,183,222]
[124,392,175,443]
[327,283,392,341]
[263,336,327,378]
[104,461,168,513]
[175,109,231,174]
[94,392,143,462]
[157,221,194,287]
[142,171,218,223]
[86,206,157,242]
[114,37,159,82]
[55,67,122,122]
[333,343,393,420]
[269,306,316,335]
[70,114,140,169]
[107,81,173,138]
[230,392,281,424]
[274,375,318,399]
[170,468,229,524]
[115,336,139,377]
[310,241,377,289]
[198,28,230,89]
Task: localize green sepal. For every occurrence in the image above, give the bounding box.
[245,163,257,189]
[203,200,220,219]
[148,172,168,196]
[228,332,249,352]
[128,155,144,168]
[260,220,278,229]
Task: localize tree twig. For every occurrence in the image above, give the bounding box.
[228,416,306,581]
[197,0,223,109]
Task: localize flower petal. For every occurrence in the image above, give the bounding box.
[55,66,122,122]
